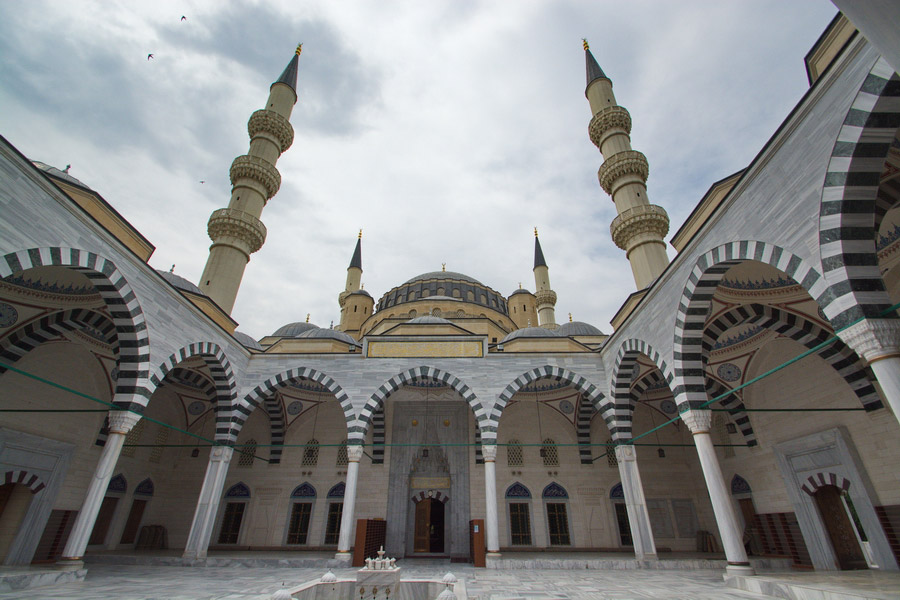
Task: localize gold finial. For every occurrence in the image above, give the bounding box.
[295,43,303,56]
[305,313,310,323]
[534,227,538,238]
[582,38,589,51]
[518,282,522,289]
[442,262,446,272]
[358,229,362,239]
[361,283,364,289]
[569,312,573,322]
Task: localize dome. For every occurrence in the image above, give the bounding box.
[157,270,203,295]
[233,331,262,350]
[407,315,453,325]
[557,321,604,336]
[272,322,320,337]
[405,271,482,285]
[426,295,461,302]
[509,288,533,296]
[348,289,372,298]
[501,326,561,343]
[297,328,360,346]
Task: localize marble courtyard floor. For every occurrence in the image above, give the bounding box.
[1,554,899,599]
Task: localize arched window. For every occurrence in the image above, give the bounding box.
[609,483,632,547]
[541,438,558,467]
[437,287,445,296]
[505,482,532,546]
[218,483,250,544]
[542,482,570,545]
[302,439,320,467]
[286,483,316,545]
[324,483,345,545]
[467,291,474,302]
[432,308,441,317]
[452,288,461,298]
[238,439,257,467]
[408,309,417,319]
[456,309,465,318]
[409,290,416,301]
[336,440,348,467]
[507,439,523,467]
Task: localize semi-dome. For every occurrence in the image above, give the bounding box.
[233,331,263,350]
[557,321,604,336]
[157,270,203,295]
[407,315,453,325]
[501,326,561,343]
[405,271,482,285]
[272,322,320,337]
[297,328,360,346]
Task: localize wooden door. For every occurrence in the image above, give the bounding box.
[414,500,430,552]
[88,496,119,546]
[120,499,147,544]
[814,486,867,570]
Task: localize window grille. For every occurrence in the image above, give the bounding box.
[302,439,320,467]
[336,440,348,467]
[286,502,312,544]
[546,503,571,545]
[324,503,343,545]
[238,439,257,467]
[606,439,618,468]
[541,438,558,467]
[507,439,523,467]
[148,426,168,464]
[509,503,532,545]
[217,502,245,544]
[121,420,145,458]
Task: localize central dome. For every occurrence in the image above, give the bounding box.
[404,271,482,285]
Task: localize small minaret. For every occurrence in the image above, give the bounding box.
[198,44,302,313]
[533,228,558,329]
[584,39,669,290]
[337,231,373,336]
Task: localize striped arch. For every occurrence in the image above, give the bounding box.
[800,472,851,496]
[819,57,900,329]
[674,242,826,407]
[150,342,238,443]
[1,247,151,407]
[474,427,483,464]
[238,367,350,446]
[371,404,386,464]
[2,469,46,493]
[704,379,757,446]
[704,304,881,410]
[610,340,675,441]
[357,366,481,440]
[0,308,118,374]
[576,394,596,464]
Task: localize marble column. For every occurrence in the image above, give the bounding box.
[682,409,754,575]
[482,444,500,555]
[837,318,900,422]
[614,445,657,560]
[182,445,234,559]
[335,444,364,562]
[58,408,141,566]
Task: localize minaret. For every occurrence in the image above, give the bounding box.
[337,231,373,336]
[198,45,302,313]
[533,228,558,329]
[584,40,669,290]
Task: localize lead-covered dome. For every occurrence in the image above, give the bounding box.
[233,331,263,350]
[378,271,508,315]
[272,322,320,337]
[407,315,453,325]
[405,271,482,285]
[297,328,360,346]
[557,321,604,336]
[157,270,203,295]
[501,326,560,343]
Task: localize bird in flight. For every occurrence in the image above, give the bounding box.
[147,53,154,60]
[199,180,205,184]
[181,15,186,21]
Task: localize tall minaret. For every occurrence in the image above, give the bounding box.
[337,231,373,335]
[198,45,302,313]
[584,40,669,290]
[533,228,558,329]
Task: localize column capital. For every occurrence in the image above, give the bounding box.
[107,410,141,434]
[681,409,712,434]
[347,444,364,462]
[481,444,498,462]
[209,445,234,463]
[836,317,900,363]
[614,444,637,462]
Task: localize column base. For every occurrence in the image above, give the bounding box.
[182,550,207,560]
[636,553,658,561]
[486,551,502,557]
[725,563,755,576]
[55,557,84,570]
[334,551,352,563]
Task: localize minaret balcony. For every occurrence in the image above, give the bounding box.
[610,204,670,251]
[597,150,649,195]
[207,208,267,254]
[248,109,295,153]
[229,155,282,200]
[588,105,631,148]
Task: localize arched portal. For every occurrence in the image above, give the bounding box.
[813,485,868,570]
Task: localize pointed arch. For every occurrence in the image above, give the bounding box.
[134,478,154,496]
[674,241,827,407]
[356,366,481,439]
[2,469,47,494]
[705,304,880,410]
[224,482,250,498]
[505,482,532,498]
[731,474,752,495]
[800,472,851,496]
[610,340,675,441]
[819,56,900,329]
[494,365,606,420]
[705,379,757,446]
[0,308,118,374]
[0,247,151,407]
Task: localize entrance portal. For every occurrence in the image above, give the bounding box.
[814,485,867,570]
[413,498,445,553]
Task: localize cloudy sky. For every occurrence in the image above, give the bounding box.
[0,1,839,340]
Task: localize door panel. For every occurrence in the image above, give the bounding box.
[414,500,430,552]
[814,486,867,570]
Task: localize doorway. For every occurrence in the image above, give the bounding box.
[413,498,445,553]
[0,483,33,561]
[814,485,867,570]
[613,502,633,546]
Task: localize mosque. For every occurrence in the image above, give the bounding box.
[1,7,900,586]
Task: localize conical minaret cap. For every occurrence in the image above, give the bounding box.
[583,42,608,90]
[533,230,548,269]
[272,44,302,99]
[349,235,362,270]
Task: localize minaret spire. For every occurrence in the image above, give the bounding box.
[337,231,372,335]
[584,39,669,290]
[532,228,557,329]
[198,46,301,313]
